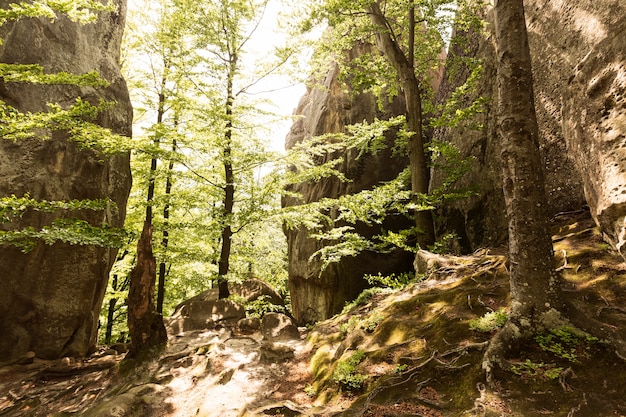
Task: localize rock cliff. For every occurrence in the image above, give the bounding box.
[431,4,597,250]
[0,1,132,360]
[283,44,415,324]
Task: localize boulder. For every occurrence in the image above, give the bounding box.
[261,313,301,341]
[0,1,132,360]
[166,295,245,335]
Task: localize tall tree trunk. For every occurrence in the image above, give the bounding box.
[217,54,237,300]
[104,277,118,345]
[483,0,565,383]
[368,1,435,246]
[156,137,176,314]
[127,221,168,357]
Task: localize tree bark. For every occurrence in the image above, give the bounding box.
[483,0,565,383]
[127,221,167,357]
[368,1,435,246]
[157,137,176,314]
[217,53,237,300]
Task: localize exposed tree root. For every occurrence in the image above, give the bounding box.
[481,321,524,388]
[483,301,626,389]
[566,300,626,360]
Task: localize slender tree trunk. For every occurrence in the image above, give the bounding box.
[217,54,237,300]
[104,276,117,345]
[156,137,176,314]
[483,0,565,383]
[104,249,128,344]
[368,1,435,246]
[127,221,168,357]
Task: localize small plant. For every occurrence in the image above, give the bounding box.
[333,350,367,391]
[340,316,361,335]
[511,359,563,381]
[244,295,287,318]
[304,384,316,397]
[428,233,459,254]
[364,272,415,290]
[362,312,383,333]
[394,363,408,373]
[469,308,508,333]
[535,326,598,363]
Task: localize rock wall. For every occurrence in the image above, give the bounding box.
[0,1,132,360]
[542,1,626,257]
[283,44,415,324]
[431,2,607,250]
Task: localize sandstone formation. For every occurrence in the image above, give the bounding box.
[283,43,416,324]
[431,6,589,250]
[0,1,132,360]
[548,1,626,258]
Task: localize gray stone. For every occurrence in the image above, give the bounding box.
[261,312,300,341]
[258,341,295,363]
[0,1,132,361]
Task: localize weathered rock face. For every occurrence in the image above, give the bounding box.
[0,1,132,360]
[541,1,626,258]
[431,3,598,250]
[283,45,416,324]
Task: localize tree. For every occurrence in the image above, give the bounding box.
[366,0,435,245]
[127,220,167,356]
[299,0,462,248]
[178,0,294,299]
[481,0,626,384]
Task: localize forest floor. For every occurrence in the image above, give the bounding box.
[1,210,626,416]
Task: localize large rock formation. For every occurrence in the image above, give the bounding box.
[546,2,626,257]
[283,44,416,324]
[431,3,606,250]
[0,1,132,360]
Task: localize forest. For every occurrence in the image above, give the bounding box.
[1,0,626,415]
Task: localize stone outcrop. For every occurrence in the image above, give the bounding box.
[283,43,416,324]
[545,1,626,258]
[431,5,591,251]
[166,278,283,335]
[0,1,132,360]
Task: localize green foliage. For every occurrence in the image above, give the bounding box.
[0,194,114,222]
[511,359,563,381]
[0,98,130,154]
[394,363,408,374]
[333,350,367,391]
[534,326,599,363]
[0,219,126,252]
[469,308,508,333]
[234,295,288,319]
[364,271,416,290]
[0,0,116,27]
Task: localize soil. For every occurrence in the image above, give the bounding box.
[1,210,626,417]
